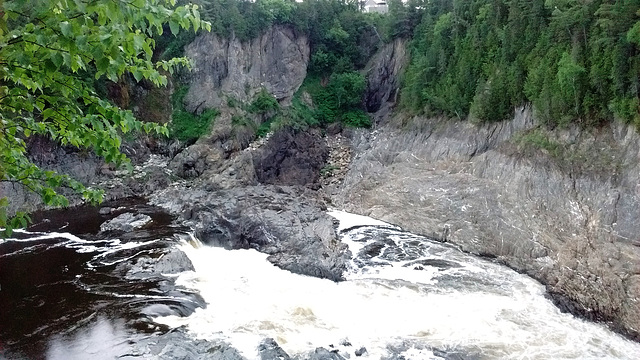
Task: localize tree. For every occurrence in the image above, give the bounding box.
[0,0,211,236]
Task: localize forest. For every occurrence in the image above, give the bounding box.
[174,0,640,127]
[398,0,640,127]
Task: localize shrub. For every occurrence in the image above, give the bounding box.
[341,110,371,128]
[249,88,279,114]
[170,86,219,142]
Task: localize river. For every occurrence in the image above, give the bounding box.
[1,205,639,359]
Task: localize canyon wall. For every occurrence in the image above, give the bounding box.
[183,25,310,112]
[335,39,640,338]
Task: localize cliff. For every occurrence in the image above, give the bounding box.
[333,40,640,339]
[182,25,309,112]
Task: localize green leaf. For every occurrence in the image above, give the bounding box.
[169,21,179,36]
[60,21,72,37]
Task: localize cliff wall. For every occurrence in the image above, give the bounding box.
[335,108,640,340]
[183,25,309,112]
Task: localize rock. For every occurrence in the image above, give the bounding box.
[334,106,640,340]
[363,39,408,120]
[258,338,291,360]
[99,213,152,233]
[321,134,353,192]
[99,207,113,215]
[254,128,329,188]
[154,248,196,274]
[354,347,367,357]
[146,333,247,360]
[184,25,309,111]
[302,348,346,360]
[169,143,210,179]
[126,248,195,278]
[150,185,348,281]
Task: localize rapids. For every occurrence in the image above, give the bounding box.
[155,210,640,359]
[2,204,639,359]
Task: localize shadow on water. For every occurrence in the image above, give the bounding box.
[0,198,194,359]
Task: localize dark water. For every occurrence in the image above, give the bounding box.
[0,199,192,359]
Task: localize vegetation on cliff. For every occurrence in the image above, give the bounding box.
[174,0,377,132]
[0,0,209,234]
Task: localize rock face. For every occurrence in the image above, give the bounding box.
[184,25,310,111]
[99,213,152,233]
[363,39,407,118]
[253,128,329,188]
[150,185,348,281]
[334,108,640,340]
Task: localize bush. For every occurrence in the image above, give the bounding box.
[249,88,279,114]
[341,110,371,128]
[170,86,219,142]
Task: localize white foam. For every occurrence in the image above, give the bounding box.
[156,240,640,360]
[327,209,399,232]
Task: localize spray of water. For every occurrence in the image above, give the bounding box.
[156,211,640,359]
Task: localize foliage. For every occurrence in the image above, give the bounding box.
[514,129,562,158]
[256,117,275,137]
[156,29,197,61]
[400,0,640,127]
[249,88,280,114]
[342,109,372,128]
[170,86,219,142]
[0,0,210,235]
[298,72,370,128]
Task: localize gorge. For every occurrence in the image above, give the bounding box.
[2,0,640,358]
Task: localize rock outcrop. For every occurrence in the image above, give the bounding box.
[150,185,348,281]
[184,25,310,112]
[363,39,407,120]
[254,128,329,189]
[334,109,640,340]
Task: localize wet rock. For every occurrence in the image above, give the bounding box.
[154,248,196,274]
[145,332,247,360]
[125,248,194,279]
[403,259,461,270]
[259,338,291,360]
[339,339,352,347]
[99,213,152,233]
[302,348,346,360]
[99,207,113,215]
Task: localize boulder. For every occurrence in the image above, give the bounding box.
[253,128,329,189]
[258,338,291,360]
[150,185,348,281]
[99,213,152,233]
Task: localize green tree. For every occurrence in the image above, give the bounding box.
[0,0,210,235]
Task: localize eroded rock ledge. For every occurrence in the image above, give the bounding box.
[333,108,640,340]
[150,184,348,281]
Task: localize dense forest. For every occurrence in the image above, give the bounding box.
[398,0,640,127]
